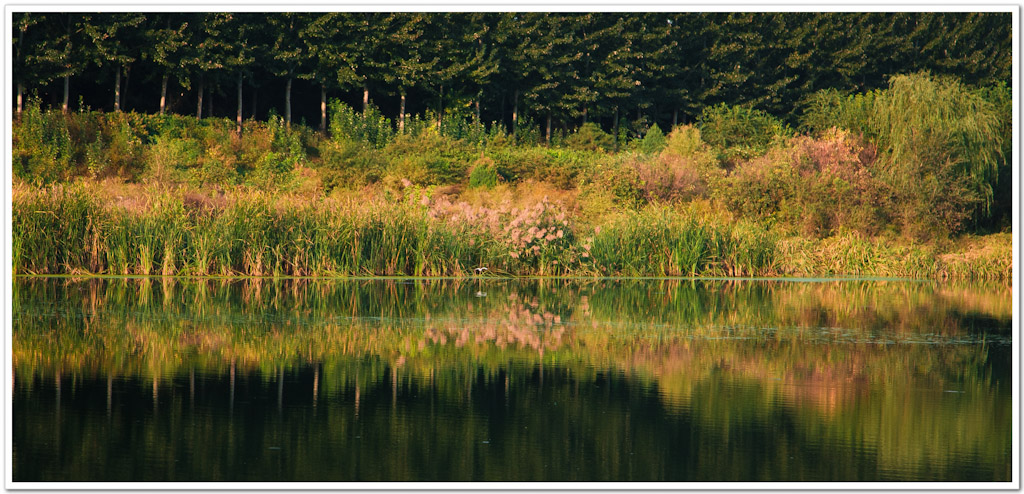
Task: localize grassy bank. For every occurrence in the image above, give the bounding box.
[13,181,1011,281]
[12,73,1012,281]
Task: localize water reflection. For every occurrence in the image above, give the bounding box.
[12,278,1012,482]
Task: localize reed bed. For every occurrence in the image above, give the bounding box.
[12,182,1011,281]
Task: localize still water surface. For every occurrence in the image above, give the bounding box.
[12,277,1012,482]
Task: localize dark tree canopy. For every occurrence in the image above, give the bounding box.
[12,12,1012,129]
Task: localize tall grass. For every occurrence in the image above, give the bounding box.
[588,207,779,277]
[13,183,1011,280]
[13,185,483,277]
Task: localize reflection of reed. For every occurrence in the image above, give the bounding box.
[13,277,1009,410]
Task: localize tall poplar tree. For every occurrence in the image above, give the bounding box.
[83,13,145,112]
[144,13,190,115]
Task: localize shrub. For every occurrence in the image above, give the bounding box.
[777,130,891,237]
[487,146,597,189]
[632,124,667,155]
[316,138,386,190]
[385,131,473,186]
[662,124,707,158]
[13,100,74,184]
[468,156,499,189]
[698,103,790,165]
[328,100,395,148]
[143,134,202,183]
[630,125,724,203]
[799,72,1004,236]
[564,122,614,152]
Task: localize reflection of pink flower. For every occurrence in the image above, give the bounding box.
[509,251,519,259]
[556,230,564,238]
[420,195,430,206]
[594,226,601,234]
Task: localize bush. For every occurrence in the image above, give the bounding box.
[799,72,1004,237]
[468,156,499,189]
[328,100,395,148]
[316,138,386,190]
[13,100,75,184]
[487,146,598,189]
[564,122,614,152]
[632,124,667,155]
[698,103,790,165]
[385,130,473,186]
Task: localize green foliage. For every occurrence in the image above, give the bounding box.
[564,122,614,152]
[799,72,1004,236]
[246,114,306,188]
[632,124,667,155]
[468,157,499,189]
[977,82,1012,230]
[328,100,395,148]
[13,100,74,184]
[317,138,386,190]
[385,131,473,186]
[440,109,487,145]
[698,104,790,164]
[486,146,603,189]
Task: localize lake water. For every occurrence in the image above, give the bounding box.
[11,277,1012,482]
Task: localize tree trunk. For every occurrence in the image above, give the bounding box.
[673,108,678,128]
[62,74,69,113]
[474,98,481,123]
[511,88,519,136]
[613,106,620,152]
[582,107,588,124]
[285,77,292,128]
[436,84,443,129]
[236,73,243,137]
[207,85,213,118]
[123,65,131,112]
[546,111,552,145]
[16,81,23,120]
[196,79,204,120]
[114,67,121,112]
[319,85,327,135]
[362,83,369,114]
[399,91,406,133]
[160,74,168,115]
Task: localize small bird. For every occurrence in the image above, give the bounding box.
[474,267,488,274]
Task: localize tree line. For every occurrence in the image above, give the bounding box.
[12,12,1011,136]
